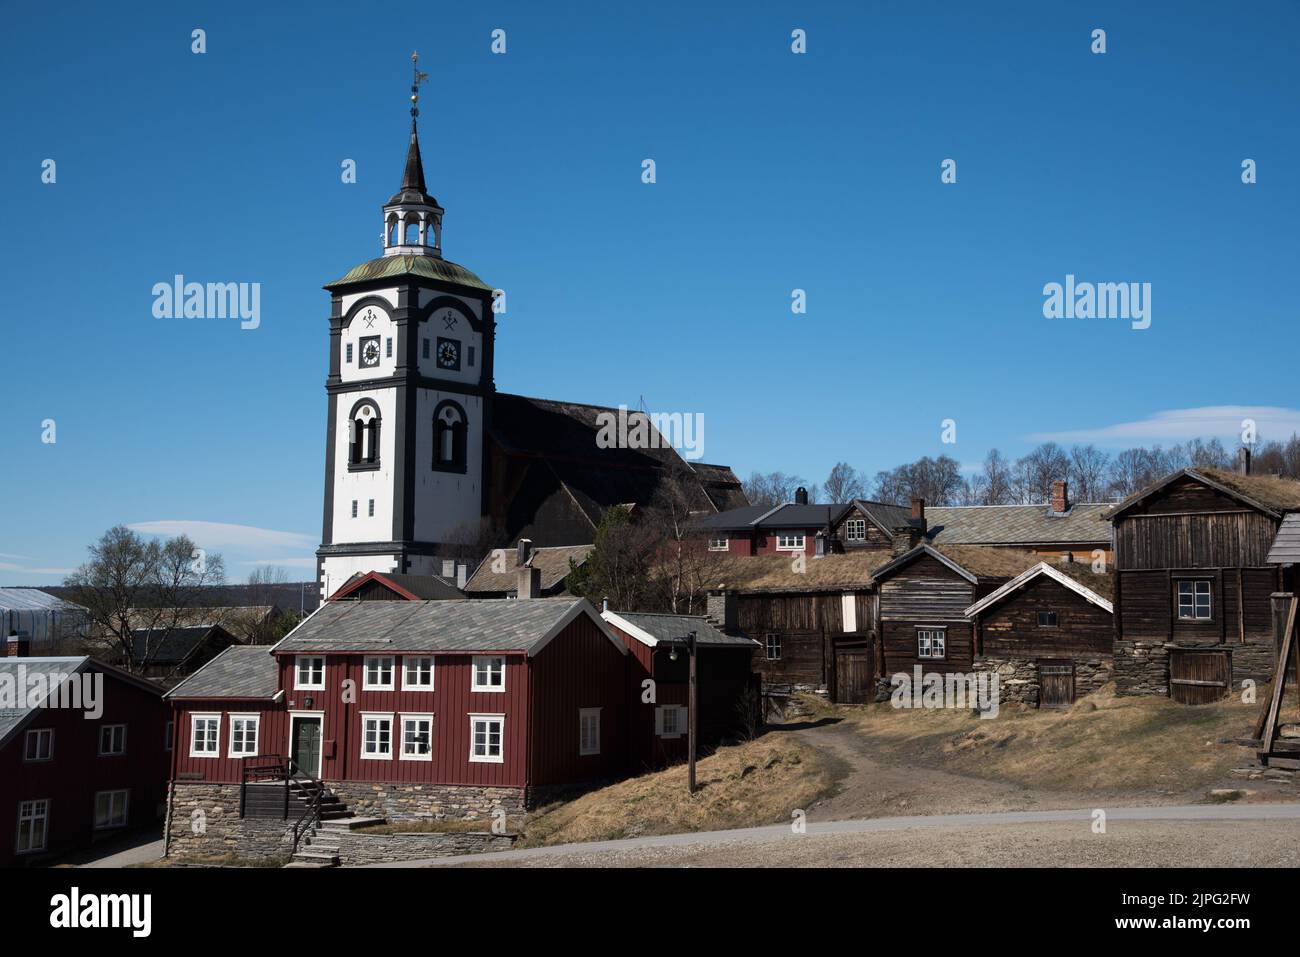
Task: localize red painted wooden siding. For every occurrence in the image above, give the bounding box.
[1,665,168,866]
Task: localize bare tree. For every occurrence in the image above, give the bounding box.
[1067,444,1111,503]
[871,455,964,506]
[742,471,810,508]
[822,462,865,503]
[978,448,1015,505]
[63,525,226,674]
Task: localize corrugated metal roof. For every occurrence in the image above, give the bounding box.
[274,597,594,654]
[1267,513,1300,565]
[0,588,82,612]
[324,254,491,291]
[166,645,279,700]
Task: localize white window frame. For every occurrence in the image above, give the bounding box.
[399,713,434,761]
[775,532,806,551]
[190,713,220,758]
[228,714,261,758]
[917,628,946,659]
[402,657,435,692]
[98,723,127,756]
[765,634,781,661]
[707,534,729,552]
[656,705,686,739]
[361,712,394,759]
[93,789,130,830]
[844,518,867,542]
[579,708,601,756]
[363,656,396,691]
[294,656,325,690]
[16,799,49,854]
[468,713,505,764]
[24,728,54,762]
[472,655,506,692]
[1177,580,1213,621]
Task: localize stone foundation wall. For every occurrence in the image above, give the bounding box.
[972,657,1113,707]
[1233,639,1277,686]
[328,782,526,822]
[164,783,294,862]
[333,829,516,865]
[1114,640,1170,696]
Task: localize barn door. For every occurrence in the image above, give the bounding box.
[1169,647,1231,705]
[835,650,873,704]
[1038,662,1075,709]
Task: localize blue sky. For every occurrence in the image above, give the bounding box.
[2,1,1298,584]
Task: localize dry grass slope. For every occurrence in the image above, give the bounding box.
[519,736,845,847]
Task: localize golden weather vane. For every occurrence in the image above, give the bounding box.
[410,51,429,128]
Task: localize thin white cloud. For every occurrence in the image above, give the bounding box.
[0,562,76,576]
[127,521,315,550]
[240,557,318,570]
[1027,406,1300,447]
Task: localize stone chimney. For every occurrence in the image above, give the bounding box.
[706,589,738,634]
[516,565,541,599]
[1051,479,1069,514]
[6,631,31,658]
[516,538,533,567]
[795,486,809,506]
[1238,446,1251,476]
[891,498,927,556]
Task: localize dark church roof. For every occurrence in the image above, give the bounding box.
[487,394,746,545]
[386,130,441,208]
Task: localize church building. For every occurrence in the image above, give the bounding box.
[316,63,744,603]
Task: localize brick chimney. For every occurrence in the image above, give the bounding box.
[6,631,31,658]
[795,486,809,506]
[911,497,926,525]
[706,589,738,633]
[1238,446,1251,476]
[1051,479,1069,514]
[516,538,533,567]
[516,565,541,599]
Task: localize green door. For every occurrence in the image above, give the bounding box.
[291,717,322,777]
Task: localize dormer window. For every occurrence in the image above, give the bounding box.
[349,402,381,470]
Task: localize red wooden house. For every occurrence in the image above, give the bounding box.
[164,597,629,852]
[1,646,169,866]
[600,610,759,770]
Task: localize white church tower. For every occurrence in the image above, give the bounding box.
[316,54,496,602]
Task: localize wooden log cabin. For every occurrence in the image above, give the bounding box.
[1107,458,1300,697]
[965,562,1115,707]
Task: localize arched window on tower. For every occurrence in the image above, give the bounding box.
[432,400,467,473]
[348,402,381,470]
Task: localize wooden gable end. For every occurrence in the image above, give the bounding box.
[879,554,974,622]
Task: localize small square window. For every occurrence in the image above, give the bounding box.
[472,656,505,692]
[94,790,129,830]
[190,714,220,757]
[917,629,946,659]
[24,729,53,762]
[844,518,867,542]
[99,724,127,756]
[1037,611,1059,627]
[400,714,433,760]
[363,656,395,691]
[1177,580,1213,621]
[403,657,434,691]
[295,656,325,690]
[469,714,504,763]
[361,713,394,759]
[656,705,686,739]
[229,715,260,757]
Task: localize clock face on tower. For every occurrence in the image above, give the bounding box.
[436,337,461,371]
[359,336,381,368]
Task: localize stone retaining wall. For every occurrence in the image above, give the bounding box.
[332,829,516,865]
[1113,640,1170,696]
[973,656,1113,707]
[164,783,294,862]
[329,782,526,822]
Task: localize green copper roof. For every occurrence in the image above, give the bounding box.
[325,254,491,291]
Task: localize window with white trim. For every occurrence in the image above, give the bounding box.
[844,518,867,542]
[403,657,434,691]
[363,656,395,691]
[361,713,393,759]
[917,629,946,659]
[579,708,601,756]
[469,714,504,763]
[400,714,433,760]
[656,705,686,739]
[708,535,729,551]
[765,634,781,661]
[190,713,220,757]
[94,790,129,830]
[24,729,53,762]
[1177,580,1213,621]
[472,656,505,692]
[16,799,48,854]
[99,724,127,756]
[775,533,806,551]
[228,714,260,757]
[295,656,325,690]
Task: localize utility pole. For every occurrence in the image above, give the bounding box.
[687,630,698,794]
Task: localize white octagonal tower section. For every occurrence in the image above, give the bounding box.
[340,292,400,384]
[413,387,483,542]
[330,387,398,542]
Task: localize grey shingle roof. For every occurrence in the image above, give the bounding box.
[697,503,851,531]
[0,657,87,744]
[610,612,758,648]
[1267,513,1300,565]
[926,503,1112,546]
[166,645,279,699]
[850,500,916,533]
[463,545,593,595]
[274,598,599,654]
